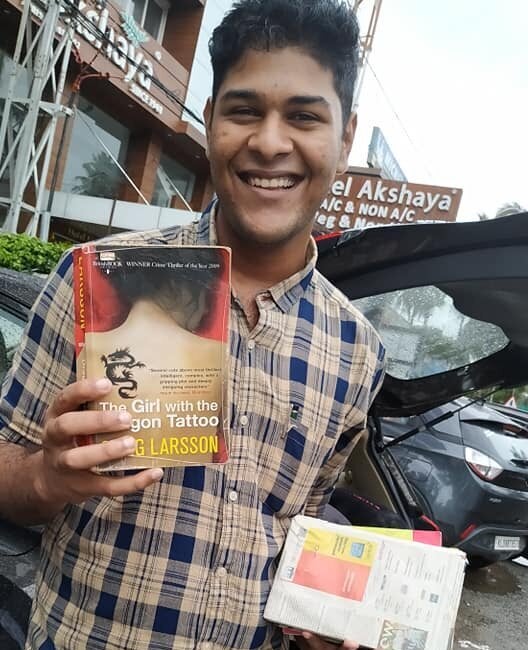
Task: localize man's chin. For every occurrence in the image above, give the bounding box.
[233,211,312,245]
[235,223,304,248]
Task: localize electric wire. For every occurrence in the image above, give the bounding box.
[59,0,205,126]
[76,108,196,213]
[366,60,434,181]
[76,109,150,204]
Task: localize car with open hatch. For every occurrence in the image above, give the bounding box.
[316,211,528,568]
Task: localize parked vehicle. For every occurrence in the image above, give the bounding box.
[316,211,528,567]
[486,399,528,429]
[379,397,528,568]
[0,267,44,382]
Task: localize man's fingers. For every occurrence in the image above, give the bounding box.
[57,435,137,471]
[48,467,164,503]
[341,642,359,650]
[299,632,359,650]
[45,407,131,447]
[47,378,113,419]
[299,632,325,649]
[97,468,164,497]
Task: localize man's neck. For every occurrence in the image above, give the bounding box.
[214,212,312,327]
[215,219,310,288]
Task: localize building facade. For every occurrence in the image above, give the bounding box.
[0,0,232,242]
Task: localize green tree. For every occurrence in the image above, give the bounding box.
[393,286,445,325]
[0,233,68,273]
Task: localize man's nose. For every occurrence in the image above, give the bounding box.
[247,114,293,159]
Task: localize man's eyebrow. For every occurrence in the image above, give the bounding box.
[287,95,331,108]
[218,89,259,103]
[218,90,331,108]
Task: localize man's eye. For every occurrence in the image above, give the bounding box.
[230,107,258,117]
[291,112,319,122]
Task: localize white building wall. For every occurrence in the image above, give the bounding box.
[48,192,198,233]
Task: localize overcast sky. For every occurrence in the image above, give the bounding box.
[350,0,528,221]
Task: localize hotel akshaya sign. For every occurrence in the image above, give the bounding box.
[315,172,463,232]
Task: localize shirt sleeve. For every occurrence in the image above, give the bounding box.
[303,335,386,519]
[0,251,77,447]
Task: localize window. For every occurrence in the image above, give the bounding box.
[130,0,169,42]
[353,285,509,380]
[151,153,195,208]
[62,97,130,200]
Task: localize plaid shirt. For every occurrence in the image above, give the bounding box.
[0,203,385,650]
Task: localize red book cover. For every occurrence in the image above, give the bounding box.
[73,243,231,470]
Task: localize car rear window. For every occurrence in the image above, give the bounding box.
[354,285,508,380]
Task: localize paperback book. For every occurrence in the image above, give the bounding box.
[265,515,466,650]
[73,242,231,470]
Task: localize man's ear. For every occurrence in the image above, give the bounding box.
[337,111,357,174]
[203,98,213,159]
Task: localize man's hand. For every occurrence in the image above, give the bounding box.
[296,631,359,650]
[34,378,163,514]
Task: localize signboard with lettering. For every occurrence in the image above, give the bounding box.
[367,126,406,181]
[315,172,462,233]
[9,0,189,130]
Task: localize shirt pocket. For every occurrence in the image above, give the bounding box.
[257,417,336,519]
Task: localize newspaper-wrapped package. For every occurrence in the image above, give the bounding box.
[264,515,466,650]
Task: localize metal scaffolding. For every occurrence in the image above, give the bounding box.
[0,0,73,237]
[353,0,383,112]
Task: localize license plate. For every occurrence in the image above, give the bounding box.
[494,535,521,551]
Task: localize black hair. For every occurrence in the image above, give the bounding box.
[104,247,227,333]
[209,0,360,129]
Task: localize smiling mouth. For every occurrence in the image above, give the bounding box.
[238,173,303,190]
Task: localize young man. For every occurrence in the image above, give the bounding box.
[0,1,384,648]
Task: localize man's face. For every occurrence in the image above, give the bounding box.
[205,47,355,248]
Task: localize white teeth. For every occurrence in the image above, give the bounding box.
[246,176,296,189]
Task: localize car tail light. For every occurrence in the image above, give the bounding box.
[464,447,503,481]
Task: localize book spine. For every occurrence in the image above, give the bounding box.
[72,247,86,363]
[72,246,94,447]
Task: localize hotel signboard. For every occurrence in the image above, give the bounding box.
[315,172,463,233]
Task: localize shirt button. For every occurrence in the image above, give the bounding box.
[228,490,238,503]
[247,339,256,350]
[216,566,228,578]
[240,414,249,426]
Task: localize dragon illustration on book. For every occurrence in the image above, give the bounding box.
[101,348,145,398]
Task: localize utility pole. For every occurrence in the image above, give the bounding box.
[352,0,383,112]
[0,0,73,237]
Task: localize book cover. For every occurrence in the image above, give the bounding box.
[73,243,231,470]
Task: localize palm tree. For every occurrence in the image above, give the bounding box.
[72,151,122,199]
